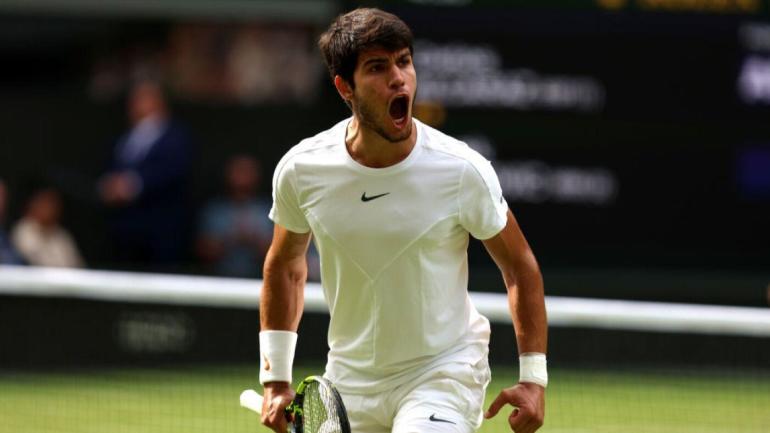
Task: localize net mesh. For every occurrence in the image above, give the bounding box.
[1,266,769,433]
[535,328,770,433]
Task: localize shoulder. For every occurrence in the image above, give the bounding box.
[11,219,35,243]
[11,219,32,234]
[55,227,77,243]
[416,119,496,178]
[154,120,193,156]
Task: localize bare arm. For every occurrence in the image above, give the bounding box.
[482,210,547,354]
[482,209,547,433]
[260,224,312,331]
[259,224,311,432]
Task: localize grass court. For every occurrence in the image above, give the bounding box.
[2,364,768,433]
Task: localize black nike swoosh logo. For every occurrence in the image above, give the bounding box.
[429,414,456,424]
[361,192,390,202]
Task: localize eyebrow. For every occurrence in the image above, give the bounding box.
[361,49,411,67]
[362,57,388,67]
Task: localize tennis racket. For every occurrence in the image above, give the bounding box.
[240,375,351,433]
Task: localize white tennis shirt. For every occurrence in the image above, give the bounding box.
[269,118,509,394]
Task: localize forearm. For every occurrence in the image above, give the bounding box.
[259,251,307,331]
[504,252,547,354]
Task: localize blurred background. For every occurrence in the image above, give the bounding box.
[0,0,768,303]
[0,1,769,432]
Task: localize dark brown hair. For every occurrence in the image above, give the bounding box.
[318,8,413,88]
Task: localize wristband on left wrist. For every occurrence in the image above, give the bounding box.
[519,352,548,388]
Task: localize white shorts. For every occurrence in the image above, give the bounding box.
[338,358,491,433]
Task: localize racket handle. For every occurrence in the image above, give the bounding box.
[240,389,264,414]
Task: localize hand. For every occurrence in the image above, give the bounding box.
[484,382,545,433]
[261,382,295,432]
[99,172,139,206]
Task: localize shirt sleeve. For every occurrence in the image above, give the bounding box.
[268,157,311,234]
[458,159,509,240]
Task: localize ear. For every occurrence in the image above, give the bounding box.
[333,75,354,103]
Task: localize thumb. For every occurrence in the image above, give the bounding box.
[484,391,511,419]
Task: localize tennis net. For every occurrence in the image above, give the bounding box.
[1,265,768,433]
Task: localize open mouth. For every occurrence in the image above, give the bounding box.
[388,95,409,128]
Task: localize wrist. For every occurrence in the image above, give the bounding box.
[259,330,298,385]
[263,381,292,392]
[519,352,548,388]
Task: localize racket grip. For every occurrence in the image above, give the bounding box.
[240,389,264,414]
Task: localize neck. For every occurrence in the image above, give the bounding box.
[29,218,55,231]
[133,112,167,128]
[345,117,417,168]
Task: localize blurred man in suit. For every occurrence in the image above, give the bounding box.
[99,79,193,271]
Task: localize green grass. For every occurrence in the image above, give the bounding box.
[1,364,769,433]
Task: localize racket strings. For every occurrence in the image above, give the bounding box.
[301,381,343,433]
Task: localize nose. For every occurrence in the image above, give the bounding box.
[388,64,405,89]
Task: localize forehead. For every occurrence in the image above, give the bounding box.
[356,46,411,64]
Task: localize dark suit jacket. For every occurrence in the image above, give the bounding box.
[106,119,193,264]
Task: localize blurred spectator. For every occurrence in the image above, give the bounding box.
[98,79,193,270]
[11,185,84,268]
[0,179,24,264]
[196,155,272,278]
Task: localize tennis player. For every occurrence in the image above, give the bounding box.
[259,8,547,433]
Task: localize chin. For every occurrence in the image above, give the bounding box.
[386,119,412,143]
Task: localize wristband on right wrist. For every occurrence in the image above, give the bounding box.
[259,330,297,385]
[519,352,548,388]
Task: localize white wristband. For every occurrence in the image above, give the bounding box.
[259,330,298,385]
[519,353,548,388]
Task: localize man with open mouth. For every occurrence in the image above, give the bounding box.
[258,7,548,433]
